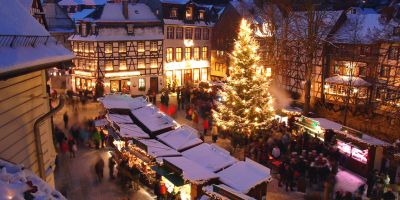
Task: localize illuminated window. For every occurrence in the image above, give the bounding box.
[186,7,193,20]
[380,65,390,77]
[167,27,174,39]
[78,42,83,52]
[193,47,200,60]
[201,68,208,81]
[105,61,113,71]
[194,28,201,40]
[203,28,209,40]
[138,59,145,69]
[119,42,126,53]
[151,58,158,68]
[110,80,120,93]
[199,10,205,20]
[75,77,81,89]
[185,28,192,39]
[202,46,208,60]
[127,24,134,34]
[121,79,130,93]
[139,78,146,90]
[105,43,112,54]
[176,27,183,39]
[84,43,89,53]
[185,47,191,60]
[73,43,78,52]
[388,46,398,60]
[138,42,145,52]
[150,41,157,51]
[176,48,182,62]
[167,48,173,62]
[194,68,199,82]
[170,8,177,18]
[89,43,94,53]
[119,60,127,70]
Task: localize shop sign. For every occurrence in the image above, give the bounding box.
[298,116,319,130]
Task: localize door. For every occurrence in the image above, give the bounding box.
[150,77,158,93]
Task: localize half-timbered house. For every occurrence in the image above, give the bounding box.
[69,1,164,95]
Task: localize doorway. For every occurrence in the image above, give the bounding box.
[150,77,158,93]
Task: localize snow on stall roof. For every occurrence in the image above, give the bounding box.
[98,3,159,23]
[335,130,390,146]
[58,0,107,6]
[131,105,176,133]
[107,114,133,124]
[116,123,149,139]
[311,118,342,130]
[0,159,66,200]
[163,19,214,27]
[163,157,218,183]
[203,184,256,200]
[70,9,96,21]
[325,75,371,87]
[156,125,202,151]
[69,27,163,41]
[217,158,272,194]
[100,95,148,110]
[136,139,181,158]
[182,143,237,172]
[17,0,32,11]
[160,0,190,4]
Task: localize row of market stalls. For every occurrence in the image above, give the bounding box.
[98,94,272,200]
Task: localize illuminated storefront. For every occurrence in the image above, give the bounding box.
[162,177,191,200]
[165,60,209,87]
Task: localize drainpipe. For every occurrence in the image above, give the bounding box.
[34,95,65,179]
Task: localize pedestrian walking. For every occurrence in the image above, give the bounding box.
[100,129,106,148]
[63,112,69,129]
[67,136,76,158]
[278,162,286,187]
[108,154,116,179]
[211,125,218,143]
[367,170,378,197]
[203,116,209,136]
[177,88,181,110]
[92,129,101,149]
[95,157,105,183]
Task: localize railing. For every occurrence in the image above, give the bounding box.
[0,35,58,47]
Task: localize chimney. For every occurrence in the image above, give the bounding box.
[122,0,129,19]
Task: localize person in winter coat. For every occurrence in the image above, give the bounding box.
[92,130,101,149]
[67,136,76,158]
[63,112,69,129]
[160,182,167,200]
[203,117,209,136]
[95,157,105,183]
[108,155,116,179]
[211,125,218,143]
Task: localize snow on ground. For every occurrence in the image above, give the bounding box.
[0,159,66,200]
[334,169,365,193]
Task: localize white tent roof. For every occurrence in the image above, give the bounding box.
[116,123,149,139]
[311,118,342,130]
[131,105,176,133]
[136,139,181,158]
[100,95,148,110]
[182,143,237,172]
[217,158,272,194]
[163,157,218,183]
[325,75,371,87]
[157,125,202,151]
[107,114,133,124]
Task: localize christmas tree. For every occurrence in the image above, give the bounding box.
[213,19,275,137]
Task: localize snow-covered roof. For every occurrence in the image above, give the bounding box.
[0,0,74,75]
[335,129,390,146]
[217,158,272,194]
[98,3,159,23]
[94,118,108,127]
[160,0,190,4]
[107,114,133,124]
[70,9,96,21]
[69,26,163,41]
[100,95,148,110]
[325,75,371,87]
[203,184,256,200]
[163,157,218,183]
[17,0,32,11]
[163,19,214,27]
[58,0,107,6]
[182,143,237,172]
[136,139,181,158]
[0,159,66,200]
[156,125,202,151]
[116,123,149,139]
[311,118,342,130]
[131,105,176,133]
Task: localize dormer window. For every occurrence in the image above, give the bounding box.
[171,8,177,18]
[394,27,400,36]
[127,24,134,35]
[186,7,193,20]
[199,10,205,20]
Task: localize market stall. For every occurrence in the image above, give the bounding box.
[99,94,149,110]
[182,143,237,173]
[157,125,203,152]
[295,116,342,140]
[153,157,219,200]
[131,105,177,136]
[216,158,272,200]
[333,127,390,177]
[202,184,256,200]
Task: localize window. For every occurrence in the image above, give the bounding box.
[75,77,81,89]
[185,47,191,60]
[110,80,120,93]
[358,66,366,77]
[127,24,134,35]
[185,28,192,39]
[360,46,371,56]
[138,42,145,52]
[81,23,87,36]
[380,66,390,77]
[170,8,177,18]
[73,43,78,52]
[203,28,209,40]
[176,27,183,39]
[167,48,173,62]
[334,65,341,75]
[202,46,208,60]
[89,43,94,53]
[186,7,193,20]
[121,79,130,93]
[105,60,113,71]
[84,43,89,53]
[150,41,158,51]
[105,43,112,54]
[194,47,200,60]
[394,27,400,36]
[176,48,182,62]
[138,59,145,69]
[119,42,126,53]
[388,46,398,60]
[78,42,83,52]
[139,78,146,91]
[151,58,158,68]
[199,10,205,20]
[167,27,174,39]
[119,60,127,70]
[195,28,201,40]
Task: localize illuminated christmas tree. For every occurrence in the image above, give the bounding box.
[213,19,275,137]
